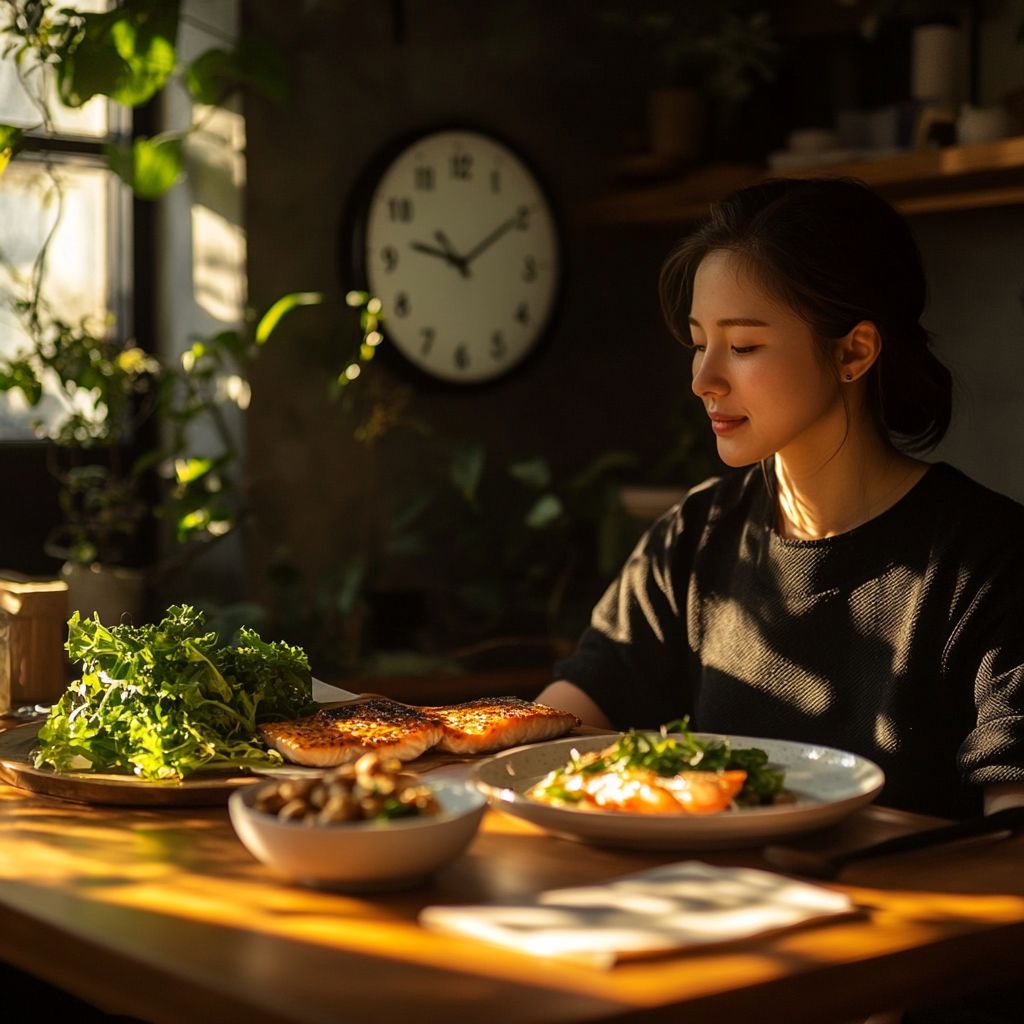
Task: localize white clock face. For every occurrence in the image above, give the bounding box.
[364,130,560,384]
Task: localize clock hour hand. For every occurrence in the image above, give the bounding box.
[409,238,469,277]
[462,206,530,268]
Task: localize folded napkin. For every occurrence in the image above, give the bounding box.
[420,860,853,969]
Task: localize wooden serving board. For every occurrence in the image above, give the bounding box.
[0,722,262,807]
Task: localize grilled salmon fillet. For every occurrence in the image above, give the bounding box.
[426,697,580,754]
[259,698,444,767]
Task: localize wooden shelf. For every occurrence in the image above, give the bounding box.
[577,135,1024,227]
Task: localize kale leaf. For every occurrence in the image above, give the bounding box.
[35,605,314,780]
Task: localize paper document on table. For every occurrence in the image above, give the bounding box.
[420,860,854,969]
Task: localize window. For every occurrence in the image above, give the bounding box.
[0,8,131,441]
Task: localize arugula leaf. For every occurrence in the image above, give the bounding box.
[36,605,313,780]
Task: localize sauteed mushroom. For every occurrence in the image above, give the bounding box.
[253,752,441,825]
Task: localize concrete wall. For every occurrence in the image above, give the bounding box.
[239,0,1024,611]
[919,206,1024,503]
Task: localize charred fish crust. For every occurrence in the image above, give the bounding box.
[319,699,440,729]
[427,698,580,755]
[431,697,580,723]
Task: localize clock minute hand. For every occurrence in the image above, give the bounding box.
[462,206,530,268]
[434,230,469,277]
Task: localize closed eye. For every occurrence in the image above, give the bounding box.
[731,345,759,354]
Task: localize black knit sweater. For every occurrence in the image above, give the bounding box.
[555,463,1024,819]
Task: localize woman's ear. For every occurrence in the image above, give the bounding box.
[838,321,882,382]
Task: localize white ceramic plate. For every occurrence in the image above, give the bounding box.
[474,733,884,851]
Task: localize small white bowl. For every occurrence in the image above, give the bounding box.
[229,779,487,891]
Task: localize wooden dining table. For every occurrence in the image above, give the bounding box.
[0,718,1023,1024]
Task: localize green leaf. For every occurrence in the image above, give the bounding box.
[0,361,43,405]
[0,124,24,177]
[106,136,184,200]
[185,38,289,107]
[456,580,504,619]
[383,533,425,556]
[184,47,235,105]
[450,441,485,504]
[525,493,564,529]
[132,136,183,199]
[508,457,551,490]
[255,292,323,344]
[389,492,435,538]
[176,507,208,542]
[337,554,365,619]
[208,330,245,358]
[56,0,181,109]
[174,457,213,484]
[568,449,638,492]
[232,37,289,106]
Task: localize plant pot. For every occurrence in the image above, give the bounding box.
[61,562,145,627]
[619,485,688,523]
[647,87,706,163]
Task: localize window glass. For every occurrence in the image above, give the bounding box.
[0,157,114,440]
[0,56,110,139]
[0,1,115,138]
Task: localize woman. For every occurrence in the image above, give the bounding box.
[539,177,1024,823]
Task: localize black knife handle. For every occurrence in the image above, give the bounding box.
[840,805,1024,867]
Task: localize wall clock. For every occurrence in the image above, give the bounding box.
[349,128,562,386]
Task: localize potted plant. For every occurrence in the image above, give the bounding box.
[598,1,779,164]
[0,0,316,622]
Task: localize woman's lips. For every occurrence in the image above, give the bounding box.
[709,413,747,436]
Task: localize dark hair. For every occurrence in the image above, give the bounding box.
[659,177,953,451]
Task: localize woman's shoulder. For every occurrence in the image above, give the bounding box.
[926,462,1024,521]
[919,461,1024,553]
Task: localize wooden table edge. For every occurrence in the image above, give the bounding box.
[0,898,297,1024]
[600,917,1024,1024]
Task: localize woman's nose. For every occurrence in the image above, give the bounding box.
[692,347,729,399]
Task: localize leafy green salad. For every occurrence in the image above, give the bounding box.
[35,606,314,780]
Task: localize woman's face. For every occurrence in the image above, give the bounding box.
[689,252,842,468]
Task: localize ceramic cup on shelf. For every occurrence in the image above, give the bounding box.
[956,104,1013,146]
[911,24,958,103]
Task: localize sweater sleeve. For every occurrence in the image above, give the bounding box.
[950,545,1024,791]
[553,496,700,731]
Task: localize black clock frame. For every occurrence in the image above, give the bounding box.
[340,122,567,393]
